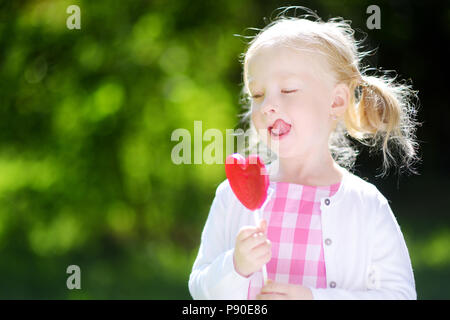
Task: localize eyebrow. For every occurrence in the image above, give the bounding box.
[247,72,301,84]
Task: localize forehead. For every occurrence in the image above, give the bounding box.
[247,46,327,84]
[247,71,301,84]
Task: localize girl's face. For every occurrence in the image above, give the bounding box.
[248,45,337,159]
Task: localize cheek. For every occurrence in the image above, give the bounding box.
[288,102,327,136]
[250,112,270,142]
[251,111,263,129]
[290,93,329,122]
[250,112,256,128]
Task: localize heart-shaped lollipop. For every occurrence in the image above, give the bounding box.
[225,153,272,285]
[225,154,269,210]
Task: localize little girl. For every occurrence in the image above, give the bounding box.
[189,8,420,300]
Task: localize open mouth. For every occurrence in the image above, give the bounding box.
[268,119,292,139]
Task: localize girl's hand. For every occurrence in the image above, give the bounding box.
[256,280,313,300]
[233,219,272,278]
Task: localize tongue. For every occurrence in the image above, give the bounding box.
[271,119,291,135]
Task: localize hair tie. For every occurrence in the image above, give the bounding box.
[359,80,370,88]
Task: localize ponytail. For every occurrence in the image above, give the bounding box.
[345,74,422,177]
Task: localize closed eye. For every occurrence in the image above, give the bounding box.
[252,89,298,99]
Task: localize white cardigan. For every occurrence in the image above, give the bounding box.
[188,167,416,300]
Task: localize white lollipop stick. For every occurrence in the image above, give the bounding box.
[253,187,274,285]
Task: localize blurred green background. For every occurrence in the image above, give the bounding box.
[0,0,449,299]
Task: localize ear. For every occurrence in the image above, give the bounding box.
[331,83,350,115]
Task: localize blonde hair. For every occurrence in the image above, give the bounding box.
[237,7,422,178]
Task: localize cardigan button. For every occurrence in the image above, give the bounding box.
[324,198,330,206]
[325,238,332,246]
[330,281,336,288]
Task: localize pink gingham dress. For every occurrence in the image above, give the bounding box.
[247,180,341,300]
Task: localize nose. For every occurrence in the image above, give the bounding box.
[260,97,279,115]
[261,105,276,115]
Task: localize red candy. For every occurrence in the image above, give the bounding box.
[225,154,269,210]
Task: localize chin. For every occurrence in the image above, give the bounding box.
[275,148,301,159]
[266,141,298,158]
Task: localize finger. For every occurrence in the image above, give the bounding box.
[251,240,272,259]
[236,226,259,242]
[255,248,272,264]
[256,293,286,300]
[259,218,267,233]
[241,233,269,252]
[261,281,287,295]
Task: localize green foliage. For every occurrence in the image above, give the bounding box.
[0,0,448,299]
